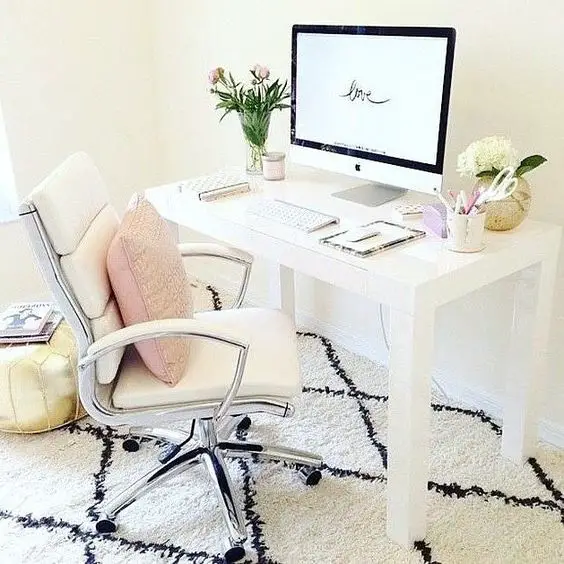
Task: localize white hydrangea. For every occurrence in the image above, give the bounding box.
[457,136,519,177]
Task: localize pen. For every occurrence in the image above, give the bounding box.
[459,190,468,210]
[454,192,463,214]
[354,232,381,243]
[373,236,421,254]
[464,192,480,215]
[437,192,453,211]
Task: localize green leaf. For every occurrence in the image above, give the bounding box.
[212,68,290,125]
[515,154,547,176]
[239,109,271,147]
[515,165,535,177]
[520,154,547,167]
[476,169,497,178]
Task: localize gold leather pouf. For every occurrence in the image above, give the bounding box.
[0,321,85,433]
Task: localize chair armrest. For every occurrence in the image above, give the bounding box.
[177,243,252,309]
[78,318,249,422]
[177,243,253,264]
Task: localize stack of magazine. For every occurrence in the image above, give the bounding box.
[0,302,63,344]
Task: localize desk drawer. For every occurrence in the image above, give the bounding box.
[259,241,368,297]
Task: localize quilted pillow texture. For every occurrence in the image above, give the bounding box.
[107,195,193,385]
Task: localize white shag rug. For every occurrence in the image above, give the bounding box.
[0,284,563,564]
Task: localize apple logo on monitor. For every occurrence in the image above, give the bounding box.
[355,163,361,172]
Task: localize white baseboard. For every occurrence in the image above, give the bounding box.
[295,311,386,360]
[540,420,564,449]
[437,379,564,449]
[200,268,564,450]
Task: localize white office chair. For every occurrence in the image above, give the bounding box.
[19,153,322,563]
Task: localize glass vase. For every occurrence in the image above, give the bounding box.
[474,176,532,231]
[239,111,271,175]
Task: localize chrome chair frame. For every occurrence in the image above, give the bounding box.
[19,201,322,562]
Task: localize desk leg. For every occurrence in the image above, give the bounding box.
[387,305,435,548]
[271,265,296,323]
[502,258,558,463]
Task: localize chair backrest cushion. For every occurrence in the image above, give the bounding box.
[107,194,193,386]
[60,205,119,318]
[90,298,124,385]
[29,152,124,384]
[32,152,111,255]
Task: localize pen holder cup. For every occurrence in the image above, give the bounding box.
[446,210,486,253]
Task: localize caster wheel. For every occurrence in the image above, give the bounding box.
[299,467,322,486]
[96,518,117,534]
[236,416,251,431]
[224,544,246,563]
[122,438,140,452]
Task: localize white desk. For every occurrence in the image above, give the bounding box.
[146,166,561,548]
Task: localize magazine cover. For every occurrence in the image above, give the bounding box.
[0,302,54,337]
[0,312,63,344]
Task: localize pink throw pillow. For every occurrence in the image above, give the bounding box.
[107,195,193,386]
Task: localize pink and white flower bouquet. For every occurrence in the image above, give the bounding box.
[208,65,290,173]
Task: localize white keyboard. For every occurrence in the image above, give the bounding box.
[180,172,249,201]
[247,199,339,233]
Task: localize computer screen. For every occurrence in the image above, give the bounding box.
[291,26,455,178]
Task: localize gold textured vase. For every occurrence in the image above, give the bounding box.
[475,176,532,231]
[0,321,85,433]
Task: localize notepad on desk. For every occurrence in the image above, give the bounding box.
[319,221,426,258]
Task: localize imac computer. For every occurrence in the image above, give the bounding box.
[290,25,456,206]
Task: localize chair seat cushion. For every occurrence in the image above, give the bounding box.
[112,308,300,409]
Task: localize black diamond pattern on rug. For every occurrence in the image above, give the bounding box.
[0,284,563,563]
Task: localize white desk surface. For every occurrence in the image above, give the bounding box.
[146,166,561,313]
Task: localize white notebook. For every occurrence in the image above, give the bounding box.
[179,171,250,202]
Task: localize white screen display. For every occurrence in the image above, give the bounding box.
[294,32,449,166]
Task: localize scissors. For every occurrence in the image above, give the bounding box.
[475,166,518,206]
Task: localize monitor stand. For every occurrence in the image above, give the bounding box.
[333,182,407,207]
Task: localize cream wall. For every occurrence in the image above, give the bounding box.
[0,1,562,440]
[0,0,159,306]
[153,1,564,436]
